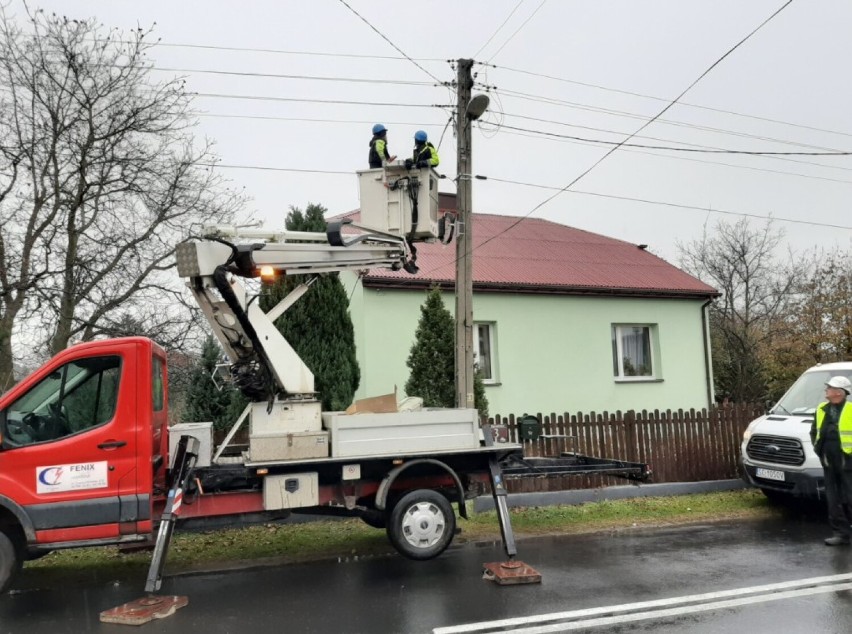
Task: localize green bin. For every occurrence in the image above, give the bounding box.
[518,416,541,442]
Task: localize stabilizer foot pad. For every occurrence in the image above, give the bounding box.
[482,560,542,585]
[100,595,188,625]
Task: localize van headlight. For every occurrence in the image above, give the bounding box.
[742,421,759,442]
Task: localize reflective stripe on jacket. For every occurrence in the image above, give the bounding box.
[815,401,852,454]
[413,142,440,167]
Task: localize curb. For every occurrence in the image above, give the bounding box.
[474,479,750,513]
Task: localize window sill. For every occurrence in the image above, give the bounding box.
[483,381,502,387]
[614,378,664,384]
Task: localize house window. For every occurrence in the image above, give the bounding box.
[474,322,497,383]
[612,324,656,380]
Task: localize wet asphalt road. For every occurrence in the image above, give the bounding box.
[2,509,851,633]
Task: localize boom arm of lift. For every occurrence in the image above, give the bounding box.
[174,221,417,402]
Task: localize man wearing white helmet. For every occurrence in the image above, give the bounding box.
[811,375,852,545]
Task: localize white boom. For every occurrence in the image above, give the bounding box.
[175,221,417,400]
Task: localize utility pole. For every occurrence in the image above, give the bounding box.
[455,59,475,410]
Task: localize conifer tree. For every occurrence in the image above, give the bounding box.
[260,204,360,411]
[182,336,236,430]
[405,287,488,416]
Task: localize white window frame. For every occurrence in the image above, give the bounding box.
[612,324,657,381]
[473,322,498,384]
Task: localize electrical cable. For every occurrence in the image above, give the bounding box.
[192,92,450,109]
[151,66,438,87]
[490,126,852,186]
[85,37,447,63]
[497,109,850,156]
[472,0,525,59]
[453,0,798,264]
[486,0,548,63]
[483,63,852,141]
[337,0,445,84]
[482,121,852,155]
[486,115,852,175]
[480,174,852,231]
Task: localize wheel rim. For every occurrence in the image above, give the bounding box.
[400,501,446,549]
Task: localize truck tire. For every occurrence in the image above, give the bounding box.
[0,529,23,595]
[386,489,455,561]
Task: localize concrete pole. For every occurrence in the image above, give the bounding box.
[455,59,475,409]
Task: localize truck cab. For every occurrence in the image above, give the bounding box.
[741,361,852,501]
[0,337,168,590]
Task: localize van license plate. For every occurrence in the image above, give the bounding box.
[756,468,785,482]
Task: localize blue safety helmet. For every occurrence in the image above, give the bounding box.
[372,123,387,135]
[414,130,428,143]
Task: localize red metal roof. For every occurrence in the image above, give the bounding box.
[337,210,718,298]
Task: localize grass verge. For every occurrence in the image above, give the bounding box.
[19,490,780,587]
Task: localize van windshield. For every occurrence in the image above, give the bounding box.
[774,369,852,416]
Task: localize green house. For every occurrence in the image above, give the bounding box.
[341,196,719,417]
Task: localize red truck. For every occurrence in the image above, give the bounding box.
[0,218,648,599]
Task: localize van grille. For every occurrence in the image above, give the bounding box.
[747,434,805,466]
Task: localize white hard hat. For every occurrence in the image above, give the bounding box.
[825,376,852,394]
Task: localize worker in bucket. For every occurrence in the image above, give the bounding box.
[405,129,440,170]
[811,375,852,546]
[368,123,396,168]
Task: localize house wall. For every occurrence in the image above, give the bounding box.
[342,272,712,417]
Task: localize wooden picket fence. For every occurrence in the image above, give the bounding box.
[488,403,765,493]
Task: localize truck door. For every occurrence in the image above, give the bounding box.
[0,345,139,545]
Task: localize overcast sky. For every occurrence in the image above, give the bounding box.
[7,0,852,263]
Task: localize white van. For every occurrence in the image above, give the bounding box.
[741,361,852,501]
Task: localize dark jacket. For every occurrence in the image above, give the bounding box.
[369,135,390,168]
[412,141,439,167]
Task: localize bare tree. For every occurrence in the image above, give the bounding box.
[679,218,804,403]
[0,9,244,388]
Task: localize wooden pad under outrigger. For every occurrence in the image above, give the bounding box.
[482,560,542,585]
[100,595,188,625]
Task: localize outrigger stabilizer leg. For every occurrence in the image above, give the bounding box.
[99,436,200,625]
[481,425,542,585]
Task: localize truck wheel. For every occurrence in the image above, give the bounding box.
[0,529,23,595]
[386,489,455,561]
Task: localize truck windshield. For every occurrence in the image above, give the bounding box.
[774,369,852,416]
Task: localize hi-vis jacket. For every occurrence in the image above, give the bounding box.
[815,401,852,455]
[369,137,391,168]
[413,141,440,167]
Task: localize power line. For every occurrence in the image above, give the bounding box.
[493,100,849,155]
[198,113,447,127]
[197,161,852,231]
[206,164,351,175]
[487,0,548,62]
[487,85,852,157]
[472,0,796,252]
[480,174,852,231]
[337,0,444,84]
[484,121,852,156]
[472,1,525,59]
[484,63,852,141]
[495,112,852,173]
[93,38,447,63]
[150,66,439,87]
[192,92,449,109]
[492,126,852,186]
